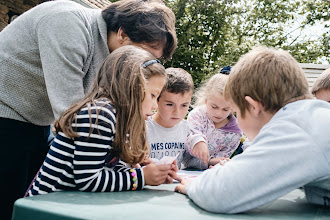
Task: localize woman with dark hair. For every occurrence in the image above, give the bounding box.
[0,1,177,218]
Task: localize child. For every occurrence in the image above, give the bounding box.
[311,68,330,102]
[175,46,330,213]
[146,68,194,169]
[186,73,244,169]
[26,45,178,197]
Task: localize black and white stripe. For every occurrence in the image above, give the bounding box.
[27,100,144,197]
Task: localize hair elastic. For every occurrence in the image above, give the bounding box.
[142,59,161,68]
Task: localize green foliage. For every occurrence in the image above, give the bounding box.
[164,0,238,85]
[163,0,329,85]
[110,0,329,84]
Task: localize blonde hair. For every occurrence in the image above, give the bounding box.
[193,74,228,107]
[311,68,330,95]
[224,46,313,117]
[55,45,166,164]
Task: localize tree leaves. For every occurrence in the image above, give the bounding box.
[163,0,330,85]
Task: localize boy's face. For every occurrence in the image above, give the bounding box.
[315,89,330,103]
[153,91,192,128]
[231,102,262,142]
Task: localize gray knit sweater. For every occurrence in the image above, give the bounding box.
[0,0,109,126]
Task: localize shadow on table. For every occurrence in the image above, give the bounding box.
[187,192,330,219]
[25,187,178,206]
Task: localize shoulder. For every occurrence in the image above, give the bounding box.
[272,99,330,126]
[179,119,190,135]
[268,100,330,146]
[35,1,99,31]
[146,116,159,129]
[77,99,116,123]
[188,106,206,118]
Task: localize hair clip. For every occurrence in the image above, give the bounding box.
[220,66,231,75]
[142,59,161,68]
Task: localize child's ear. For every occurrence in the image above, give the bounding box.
[117,27,130,44]
[245,96,263,117]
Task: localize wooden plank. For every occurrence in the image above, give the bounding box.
[299,63,330,89]
[299,63,330,70]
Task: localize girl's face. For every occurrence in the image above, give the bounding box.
[205,94,232,128]
[142,75,166,120]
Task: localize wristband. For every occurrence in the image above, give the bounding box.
[130,169,138,190]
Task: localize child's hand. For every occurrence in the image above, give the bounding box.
[174,179,193,195]
[192,141,210,165]
[166,160,179,183]
[143,163,172,186]
[218,157,230,165]
[208,157,230,168]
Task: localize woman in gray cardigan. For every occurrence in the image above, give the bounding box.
[0,0,177,218]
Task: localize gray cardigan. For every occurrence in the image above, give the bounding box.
[0,0,109,126]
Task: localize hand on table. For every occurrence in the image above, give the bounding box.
[208,157,230,168]
[174,179,193,195]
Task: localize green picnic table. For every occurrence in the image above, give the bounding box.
[12,182,330,220]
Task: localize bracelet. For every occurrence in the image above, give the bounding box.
[130,169,138,190]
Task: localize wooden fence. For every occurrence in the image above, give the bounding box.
[300,63,330,90]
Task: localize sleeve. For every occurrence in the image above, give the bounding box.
[214,133,242,158]
[183,154,208,170]
[36,11,92,120]
[186,120,329,213]
[186,108,208,152]
[72,105,145,192]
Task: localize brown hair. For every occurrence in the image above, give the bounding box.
[102,0,177,60]
[193,74,228,107]
[55,45,166,164]
[224,46,313,117]
[159,67,193,99]
[311,68,330,95]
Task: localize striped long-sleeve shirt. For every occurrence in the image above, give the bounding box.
[26,100,145,197]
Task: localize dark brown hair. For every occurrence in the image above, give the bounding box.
[102,0,177,60]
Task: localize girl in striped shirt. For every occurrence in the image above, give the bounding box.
[26,45,178,197]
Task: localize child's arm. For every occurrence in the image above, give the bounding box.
[180,121,329,213]
[186,108,210,164]
[191,141,210,165]
[72,104,144,191]
[183,155,208,170]
[144,162,178,185]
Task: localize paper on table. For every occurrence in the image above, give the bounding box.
[173,170,204,183]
